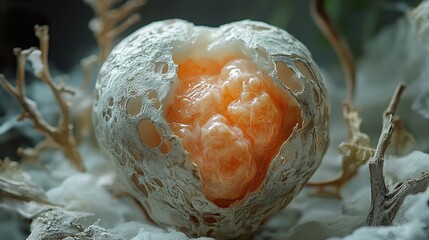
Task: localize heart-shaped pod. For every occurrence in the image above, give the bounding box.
[93,19,329,238]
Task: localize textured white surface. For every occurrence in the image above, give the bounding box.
[1,2,429,240]
[92,19,329,238]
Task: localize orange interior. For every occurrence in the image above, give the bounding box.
[165,56,302,207]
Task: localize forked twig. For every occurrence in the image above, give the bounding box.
[0,26,85,171]
[367,84,429,226]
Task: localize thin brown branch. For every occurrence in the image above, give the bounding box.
[104,0,146,26]
[15,48,36,96]
[307,102,374,198]
[0,158,55,205]
[311,0,356,102]
[80,55,98,90]
[367,83,429,226]
[107,13,141,41]
[17,139,56,160]
[35,25,49,67]
[85,0,146,63]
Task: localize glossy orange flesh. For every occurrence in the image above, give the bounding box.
[166,57,301,207]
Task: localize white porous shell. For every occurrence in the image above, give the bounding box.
[93,19,329,239]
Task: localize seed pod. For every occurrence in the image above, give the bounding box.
[93,19,329,238]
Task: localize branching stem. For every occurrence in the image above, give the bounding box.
[0,26,85,171]
[367,84,429,226]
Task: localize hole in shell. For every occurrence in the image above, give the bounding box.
[148,90,158,100]
[138,119,162,148]
[126,96,142,116]
[148,90,161,109]
[155,62,169,74]
[120,97,127,108]
[131,173,149,198]
[146,182,155,194]
[250,204,261,215]
[189,215,200,226]
[152,178,164,188]
[102,108,112,121]
[133,164,145,176]
[153,100,161,109]
[129,142,143,161]
[107,97,114,106]
[202,213,220,226]
[312,88,320,104]
[206,229,214,236]
[185,198,195,209]
[160,139,171,154]
[295,61,314,80]
[276,61,303,93]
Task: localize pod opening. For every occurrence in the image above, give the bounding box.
[165,41,302,207]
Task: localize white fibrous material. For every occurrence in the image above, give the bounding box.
[332,180,429,240]
[385,151,429,184]
[46,173,131,228]
[28,49,44,78]
[409,0,429,49]
[408,0,429,119]
[355,17,429,150]
[93,19,329,238]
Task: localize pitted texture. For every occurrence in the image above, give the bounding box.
[93,19,329,239]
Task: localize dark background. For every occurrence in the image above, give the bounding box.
[0,0,422,74]
[0,0,423,160]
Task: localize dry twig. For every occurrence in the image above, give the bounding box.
[74,0,146,143]
[84,0,146,62]
[389,117,415,156]
[311,0,355,102]
[307,0,373,197]
[307,103,375,198]
[0,26,85,171]
[0,158,53,205]
[367,84,429,226]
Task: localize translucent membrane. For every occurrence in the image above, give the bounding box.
[165,57,301,207]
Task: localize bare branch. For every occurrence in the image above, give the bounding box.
[18,140,56,160]
[34,25,50,66]
[311,0,355,102]
[80,55,98,90]
[107,13,141,42]
[0,26,86,172]
[0,176,52,205]
[85,0,147,62]
[0,158,54,205]
[367,84,429,226]
[307,102,374,198]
